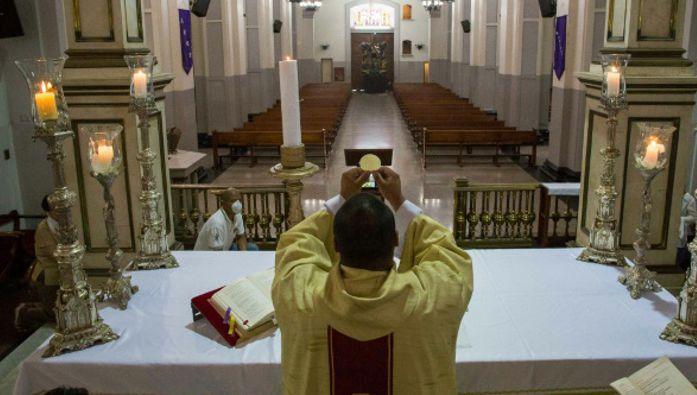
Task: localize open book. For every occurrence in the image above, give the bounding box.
[611,357,697,395]
[209,268,276,339]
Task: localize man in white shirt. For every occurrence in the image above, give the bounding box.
[194,187,257,251]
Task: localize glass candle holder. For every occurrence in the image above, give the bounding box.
[83,124,124,177]
[634,123,673,172]
[14,57,71,134]
[124,53,155,104]
[600,53,631,109]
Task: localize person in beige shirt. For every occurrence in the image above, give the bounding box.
[272,167,473,394]
[15,195,60,331]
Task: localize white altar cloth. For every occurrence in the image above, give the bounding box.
[13,249,697,394]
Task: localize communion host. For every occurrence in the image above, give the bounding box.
[272,167,473,394]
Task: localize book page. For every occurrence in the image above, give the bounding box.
[247,268,275,302]
[618,357,697,395]
[211,278,274,330]
[610,378,644,395]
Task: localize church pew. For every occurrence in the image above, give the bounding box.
[212,129,332,168]
[418,129,537,168]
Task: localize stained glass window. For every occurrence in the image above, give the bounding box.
[350,4,395,30]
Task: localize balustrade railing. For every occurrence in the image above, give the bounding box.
[453,178,539,248]
[171,184,290,250]
[453,178,578,248]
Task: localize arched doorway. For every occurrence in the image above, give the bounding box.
[345,1,399,91]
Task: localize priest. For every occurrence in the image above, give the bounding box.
[272,167,473,394]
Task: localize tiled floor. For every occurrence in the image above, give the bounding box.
[212,92,544,228]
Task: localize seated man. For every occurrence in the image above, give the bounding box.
[194,187,258,251]
[272,167,473,394]
[15,195,60,331]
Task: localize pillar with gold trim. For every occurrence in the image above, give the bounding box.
[60,0,176,272]
[576,0,697,267]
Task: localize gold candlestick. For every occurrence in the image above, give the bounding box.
[16,57,118,357]
[84,125,139,309]
[125,54,178,270]
[661,237,697,347]
[270,145,319,227]
[578,54,630,266]
[618,124,673,298]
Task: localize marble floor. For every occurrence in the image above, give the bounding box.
[212,92,545,228]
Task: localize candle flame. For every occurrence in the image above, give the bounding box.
[40,81,48,93]
[286,56,292,61]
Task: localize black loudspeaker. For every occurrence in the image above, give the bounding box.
[191,0,211,17]
[273,19,283,33]
[461,20,471,33]
[0,0,24,38]
[538,0,557,18]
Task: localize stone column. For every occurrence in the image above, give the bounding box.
[494,0,553,131]
[191,0,247,131]
[257,0,277,110]
[296,6,319,87]
[469,0,496,111]
[149,0,198,150]
[576,0,697,266]
[428,2,451,87]
[61,0,175,269]
[545,0,606,180]
[449,0,471,97]
[684,0,697,192]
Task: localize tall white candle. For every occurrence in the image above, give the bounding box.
[279,58,302,147]
[606,68,621,97]
[132,70,148,98]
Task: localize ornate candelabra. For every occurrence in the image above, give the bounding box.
[619,123,673,298]
[15,57,118,357]
[270,145,319,227]
[661,236,697,347]
[578,54,630,266]
[83,125,139,309]
[125,54,178,270]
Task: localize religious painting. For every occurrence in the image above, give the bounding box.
[402,40,412,56]
[334,67,345,82]
[350,3,396,31]
[607,0,627,42]
[73,0,115,42]
[402,4,412,20]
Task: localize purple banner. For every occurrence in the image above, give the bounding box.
[553,15,567,80]
[179,8,193,74]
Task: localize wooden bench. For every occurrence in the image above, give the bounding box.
[212,129,332,168]
[419,128,537,168]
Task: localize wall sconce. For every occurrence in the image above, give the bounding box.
[416,43,425,50]
[320,43,330,50]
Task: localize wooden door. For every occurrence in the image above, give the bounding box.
[321,58,334,83]
[351,33,394,91]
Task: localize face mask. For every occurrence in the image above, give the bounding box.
[231,200,243,214]
[47,216,59,234]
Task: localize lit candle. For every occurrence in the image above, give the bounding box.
[279,58,302,147]
[132,70,148,98]
[642,139,665,169]
[34,81,59,121]
[606,67,621,97]
[92,143,115,174]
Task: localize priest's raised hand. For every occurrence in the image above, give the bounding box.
[272,168,473,395]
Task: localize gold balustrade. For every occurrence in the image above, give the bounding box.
[453,178,539,248]
[171,184,290,250]
[453,178,579,248]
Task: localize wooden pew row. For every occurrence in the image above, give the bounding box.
[394,83,538,167]
[212,83,351,169]
[212,129,332,168]
[417,129,538,168]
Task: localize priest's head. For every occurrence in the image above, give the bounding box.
[334,193,398,271]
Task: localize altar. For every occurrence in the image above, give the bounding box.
[13,249,697,394]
